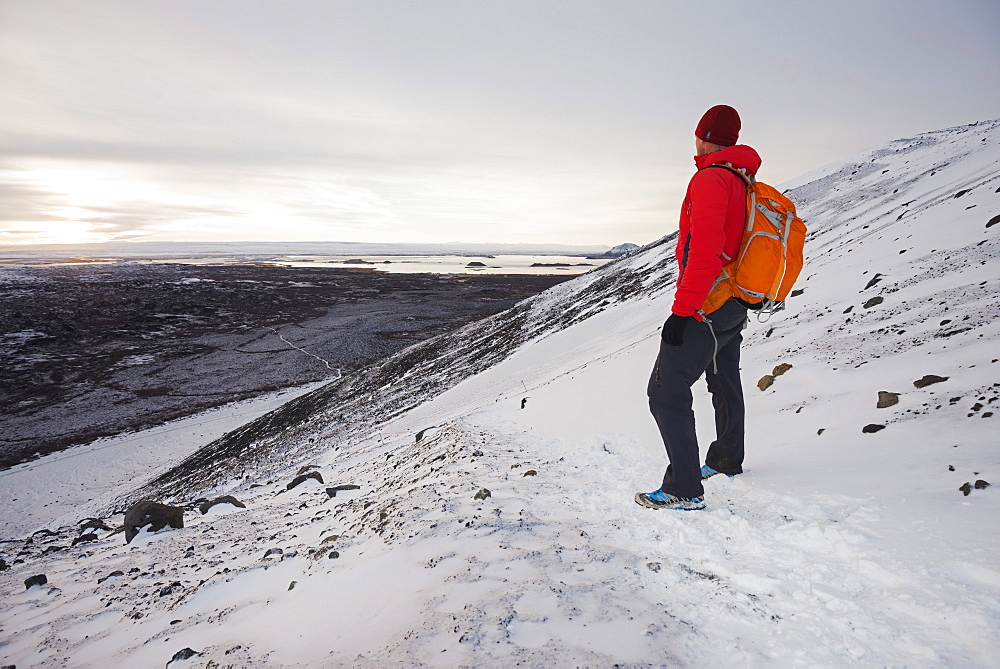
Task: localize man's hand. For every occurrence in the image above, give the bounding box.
[662,314,694,346]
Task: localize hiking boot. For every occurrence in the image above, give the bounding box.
[634,490,705,511]
[701,465,735,480]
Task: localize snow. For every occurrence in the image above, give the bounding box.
[0,381,327,539]
[1,119,998,667]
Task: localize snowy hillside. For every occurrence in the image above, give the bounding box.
[2,119,998,666]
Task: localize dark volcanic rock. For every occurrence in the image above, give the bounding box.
[325,484,360,498]
[975,479,990,490]
[71,533,99,546]
[862,424,886,434]
[198,495,246,515]
[167,648,200,665]
[0,263,572,469]
[79,518,114,533]
[913,375,949,388]
[287,471,323,490]
[124,500,184,544]
[863,296,884,309]
[960,482,973,496]
[24,574,47,589]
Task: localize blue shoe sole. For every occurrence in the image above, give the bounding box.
[634,492,705,510]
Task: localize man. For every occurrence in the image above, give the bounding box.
[636,104,760,511]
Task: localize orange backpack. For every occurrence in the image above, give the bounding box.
[699,164,806,317]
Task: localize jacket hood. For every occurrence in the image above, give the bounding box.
[694,144,761,176]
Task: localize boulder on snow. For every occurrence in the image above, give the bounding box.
[877,391,900,409]
[123,500,184,544]
[78,517,113,533]
[772,363,793,377]
[167,648,200,665]
[474,488,491,500]
[757,375,775,391]
[325,484,361,498]
[287,471,323,490]
[71,533,99,546]
[198,495,246,515]
[975,479,990,490]
[863,296,884,309]
[960,482,973,496]
[24,574,47,589]
[862,424,886,434]
[913,374,949,388]
[863,274,884,290]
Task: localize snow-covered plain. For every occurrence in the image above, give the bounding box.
[1,120,998,667]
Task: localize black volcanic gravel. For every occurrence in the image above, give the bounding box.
[0,262,572,467]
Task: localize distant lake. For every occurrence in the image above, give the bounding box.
[153,254,612,275]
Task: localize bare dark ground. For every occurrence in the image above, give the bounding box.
[0,262,572,468]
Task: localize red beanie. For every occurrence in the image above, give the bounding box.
[695,105,741,146]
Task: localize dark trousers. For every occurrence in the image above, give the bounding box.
[647,300,747,498]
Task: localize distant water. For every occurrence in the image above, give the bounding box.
[154,254,611,275]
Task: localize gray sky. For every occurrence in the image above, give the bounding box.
[1,0,997,247]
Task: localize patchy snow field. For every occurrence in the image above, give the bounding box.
[1,120,998,667]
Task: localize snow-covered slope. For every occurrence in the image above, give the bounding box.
[2,120,998,667]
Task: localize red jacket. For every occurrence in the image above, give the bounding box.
[672,144,762,318]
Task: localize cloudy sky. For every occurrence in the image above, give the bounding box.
[1,0,997,247]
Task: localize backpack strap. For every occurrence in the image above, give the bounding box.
[701,162,755,186]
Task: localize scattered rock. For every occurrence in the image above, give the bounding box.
[953,188,972,198]
[646,562,662,572]
[71,533,99,546]
[287,471,324,490]
[521,397,527,409]
[817,429,825,435]
[960,482,972,496]
[288,581,297,591]
[913,375,949,388]
[877,391,900,409]
[78,518,113,533]
[863,274,884,290]
[863,296,884,309]
[97,570,124,584]
[159,581,182,597]
[263,548,283,559]
[198,496,246,515]
[862,424,886,434]
[329,551,341,559]
[975,480,990,490]
[843,305,854,314]
[472,450,484,457]
[466,261,487,267]
[523,470,538,477]
[123,500,184,544]
[24,574,47,589]
[474,488,492,500]
[790,289,805,298]
[772,363,793,377]
[757,375,775,391]
[325,484,361,498]
[0,558,7,571]
[948,465,955,472]
[987,213,1000,229]
[167,648,200,665]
